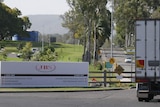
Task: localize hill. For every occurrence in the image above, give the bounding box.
[27,15,69,35]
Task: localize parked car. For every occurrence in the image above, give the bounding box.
[124,57,132,63]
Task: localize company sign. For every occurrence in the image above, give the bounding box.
[0,61,89,87]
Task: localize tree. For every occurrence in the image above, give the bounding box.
[39,49,56,61]
[31,45,56,61]
[151,7,160,18]
[0,3,31,40]
[62,0,111,63]
[113,0,160,47]
[42,45,55,55]
[21,42,33,61]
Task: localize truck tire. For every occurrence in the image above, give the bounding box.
[144,98,149,102]
[138,98,143,102]
[149,94,154,100]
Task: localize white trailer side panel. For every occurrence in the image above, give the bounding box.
[136,20,160,80]
[135,20,146,77]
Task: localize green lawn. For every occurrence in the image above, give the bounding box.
[56,45,83,62]
[6,57,23,61]
[1,42,84,62]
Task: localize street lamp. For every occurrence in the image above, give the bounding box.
[41,26,44,52]
[42,34,44,52]
[111,0,114,58]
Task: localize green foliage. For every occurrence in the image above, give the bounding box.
[44,45,55,53]
[96,62,103,70]
[17,42,24,51]
[114,0,160,47]
[21,42,33,61]
[63,0,111,63]
[0,44,5,49]
[151,7,160,18]
[0,49,7,61]
[63,0,111,42]
[0,3,31,40]
[39,49,56,61]
[32,45,56,61]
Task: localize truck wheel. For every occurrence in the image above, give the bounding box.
[144,98,149,102]
[149,94,154,100]
[138,98,143,102]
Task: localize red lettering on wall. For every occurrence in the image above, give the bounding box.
[35,65,56,72]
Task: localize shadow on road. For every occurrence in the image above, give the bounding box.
[150,99,160,103]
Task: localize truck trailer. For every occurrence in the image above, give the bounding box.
[135,19,160,102]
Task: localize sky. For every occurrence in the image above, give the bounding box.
[3,0,70,16]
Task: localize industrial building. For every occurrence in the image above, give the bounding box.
[12,31,39,42]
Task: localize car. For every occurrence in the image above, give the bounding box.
[16,53,22,57]
[124,57,132,63]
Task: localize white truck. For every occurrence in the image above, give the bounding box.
[135,19,160,102]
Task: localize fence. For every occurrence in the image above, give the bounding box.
[89,70,135,87]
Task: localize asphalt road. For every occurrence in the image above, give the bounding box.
[7,52,17,58]
[0,89,160,107]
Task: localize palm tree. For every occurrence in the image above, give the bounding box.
[92,3,111,63]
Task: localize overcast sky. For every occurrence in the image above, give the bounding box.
[4,0,70,16]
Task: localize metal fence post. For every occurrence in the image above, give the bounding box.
[104,70,107,87]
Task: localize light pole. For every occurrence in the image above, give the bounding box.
[111,0,114,58]
[42,26,44,52]
[42,34,44,52]
[48,35,51,46]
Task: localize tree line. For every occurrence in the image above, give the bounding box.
[114,0,160,47]
[1,0,160,63]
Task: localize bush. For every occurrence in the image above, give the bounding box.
[96,62,103,70]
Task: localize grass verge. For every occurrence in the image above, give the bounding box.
[0,87,124,92]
